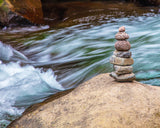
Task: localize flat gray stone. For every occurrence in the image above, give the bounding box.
[114,65,133,75]
[113,50,132,58]
[110,72,135,82]
[110,55,134,66]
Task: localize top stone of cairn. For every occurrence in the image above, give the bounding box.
[115,26,129,40]
[119,26,125,32]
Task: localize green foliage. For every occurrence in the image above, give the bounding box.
[0,0,3,6]
[0,0,9,13]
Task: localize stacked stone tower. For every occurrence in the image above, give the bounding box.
[110,26,135,82]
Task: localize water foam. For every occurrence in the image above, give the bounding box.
[0,62,64,127]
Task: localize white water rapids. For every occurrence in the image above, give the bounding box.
[0,42,64,127]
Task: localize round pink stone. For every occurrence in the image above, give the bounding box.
[115,41,131,51]
[115,32,129,40]
[119,26,125,32]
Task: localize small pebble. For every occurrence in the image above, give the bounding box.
[119,26,125,32]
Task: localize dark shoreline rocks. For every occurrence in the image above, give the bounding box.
[0,0,43,28]
[0,0,159,28]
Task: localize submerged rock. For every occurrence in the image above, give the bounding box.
[7,73,160,128]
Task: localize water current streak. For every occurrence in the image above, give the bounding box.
[0,8,159,128]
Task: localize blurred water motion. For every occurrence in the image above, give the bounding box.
[0,2,159,128]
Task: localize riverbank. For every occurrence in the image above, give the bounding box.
[8,73,160,128]
[0,1,159,28]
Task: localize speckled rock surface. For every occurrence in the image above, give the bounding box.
[110,55,134,66]
[115,41,131,51]
[114,65,133,75]
[8,73,160,128]
[110,26,135,82]
[110,72,135,82]
[115,32,129,40]
[119,26,125,32]
[113,50,132,58]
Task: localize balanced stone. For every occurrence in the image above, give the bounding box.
[110,72,135,82]
[113,50,131,58]
[110,55,134,66]
[110,26,135,82]
[115,41,131,51]
[119,26,125,32]
[114,65,133,75]
[115,32,129,40]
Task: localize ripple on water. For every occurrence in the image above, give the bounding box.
[0,62,64,127]
[0,12,159,127]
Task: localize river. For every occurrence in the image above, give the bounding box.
[0,2,160,127]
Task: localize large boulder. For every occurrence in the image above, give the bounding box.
[0,0,43,27]
[8,73,160,128]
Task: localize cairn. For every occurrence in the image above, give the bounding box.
[110,26,135,82]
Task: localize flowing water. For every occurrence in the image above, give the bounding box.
[0,4,160,127]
